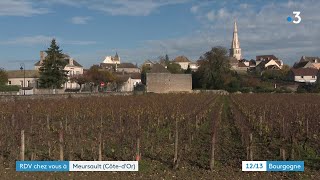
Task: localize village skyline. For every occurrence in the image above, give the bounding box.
[0,0,319,70]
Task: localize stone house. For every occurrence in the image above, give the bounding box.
[289,68,319,83]
[173,56,191,70]
[7,70,40,95]
[115,73,141,92]
[34,51,83,89]
[116,63,140,73]
[294,56,320,70]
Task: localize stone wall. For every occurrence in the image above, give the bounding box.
[0,92,133,102]
[146,73,192,93]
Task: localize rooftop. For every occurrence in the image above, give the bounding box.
[7,70,40,78]
[291,68,319,76]
[173,56,191,63]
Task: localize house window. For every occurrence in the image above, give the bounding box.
[8,81,11,85]
[312,76,315,78]
[20,80,23,87]
[27,80,30,87]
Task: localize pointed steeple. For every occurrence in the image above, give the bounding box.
[115,52,119,58]
[231,21,240,49]
[230,20,242,60]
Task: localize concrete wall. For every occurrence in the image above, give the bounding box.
[146,73,192,93]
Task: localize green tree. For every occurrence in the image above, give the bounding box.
[39,39,68,88]
[197,46,232,89]
[70,74,88,92]
[0,68,8,85]
[165,54,170,63]
[166,62,182,74]
[86,65,115,92]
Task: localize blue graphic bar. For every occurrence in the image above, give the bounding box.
[16,161,69,172]
[267,161,304,172]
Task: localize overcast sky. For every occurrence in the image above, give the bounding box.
[0,0,318,70]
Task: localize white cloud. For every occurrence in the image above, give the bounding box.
[190,5,198,14]
[0,35,96,46]
[143,0,320,65]
[70,16,91,24]
[239,3,250,9]
[0,0,48,16]
[206,11,215,21]
[0,35,52,45]
[42,0,191,16]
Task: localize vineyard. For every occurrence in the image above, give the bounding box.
[0,93,319,179]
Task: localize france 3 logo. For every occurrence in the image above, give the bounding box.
[287,11,301,24]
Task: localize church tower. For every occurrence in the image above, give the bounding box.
[230,21,241,60]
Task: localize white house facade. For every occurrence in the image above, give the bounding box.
[34,51,84,89]
[290,68,318,83]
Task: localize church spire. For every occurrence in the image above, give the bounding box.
[231,21,240,49]
[230,20,241,60]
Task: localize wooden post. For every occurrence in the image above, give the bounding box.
[30,115,34,133]
[65,116,68,132]
[20,130,25,161]
[98,115,103,161]
[11,114,15,128]
[48,141,51,159]
[195,115,199,130]
[46,115,50,130]
[59,121,64,161]
[136,114,141,161]
[291,136,295,160]
[249,133,253,161]
[210,105,222,171]
[173,117,179,169]
[98,132,102,161]
[210,122,216,170]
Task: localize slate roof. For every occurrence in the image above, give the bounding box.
[7,70,40,78]
[300,56,320,63]
[117,63,138,68]
[291,68,319,76]
[115,73,141,83]
[35,53,82,67]
[256,55,278,61]
[293,61,311,69]
[173,56,191,63]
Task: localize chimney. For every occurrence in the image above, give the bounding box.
[40,51,45,64]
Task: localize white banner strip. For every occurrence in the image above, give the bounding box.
[69,161,138,171]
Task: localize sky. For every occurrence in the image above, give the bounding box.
[0,0,319,70]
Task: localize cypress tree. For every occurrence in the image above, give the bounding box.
[39,39,67,88]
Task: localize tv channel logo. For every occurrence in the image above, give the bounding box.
[287,11,301,24]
